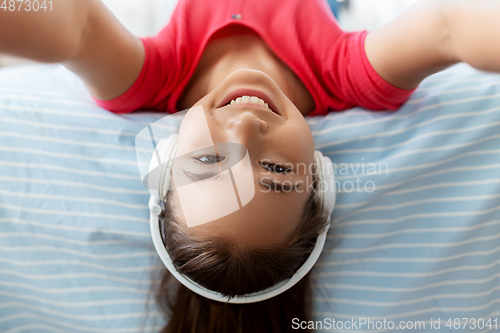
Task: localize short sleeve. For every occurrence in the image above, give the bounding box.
[92,37,171,114]
[324,30,417,111]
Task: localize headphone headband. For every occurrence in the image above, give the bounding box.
[147,135,336,303]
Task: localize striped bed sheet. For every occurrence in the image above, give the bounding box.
[0,63,499,332]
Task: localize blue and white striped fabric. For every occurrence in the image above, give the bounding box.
[0,63,499,332]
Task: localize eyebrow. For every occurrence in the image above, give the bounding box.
[183,170,222,181]
[259,178,299,193]
[183,170,299,193]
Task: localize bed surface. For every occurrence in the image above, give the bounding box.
[0,63,499,332]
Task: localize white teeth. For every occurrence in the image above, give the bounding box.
[228,95,272,110]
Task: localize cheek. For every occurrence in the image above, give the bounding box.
[283,121,314,158]
[177,105,215,155]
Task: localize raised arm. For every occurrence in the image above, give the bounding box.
[0,0,144,100]
[364,0,500,90]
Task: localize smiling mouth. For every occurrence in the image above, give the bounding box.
[217,88,282,116]
[227,95,271,110]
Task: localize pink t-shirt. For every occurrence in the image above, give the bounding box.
[94,0,416,116]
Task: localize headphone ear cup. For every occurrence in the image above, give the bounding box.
[146,134,178,200]
[314,150,336,218]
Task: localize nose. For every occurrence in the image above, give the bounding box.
[225,112,268,144]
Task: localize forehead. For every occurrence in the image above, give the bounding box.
[173,183,312,248]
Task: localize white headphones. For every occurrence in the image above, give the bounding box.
[147,134,336,304]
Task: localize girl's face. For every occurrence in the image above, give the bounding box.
[172,68,315,248]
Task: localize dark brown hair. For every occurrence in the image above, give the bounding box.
[153,173,328,333]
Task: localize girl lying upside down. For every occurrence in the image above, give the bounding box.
[1,0,499,331]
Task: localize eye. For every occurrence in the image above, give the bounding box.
[259,161,291,174]
[193,155,226,164]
